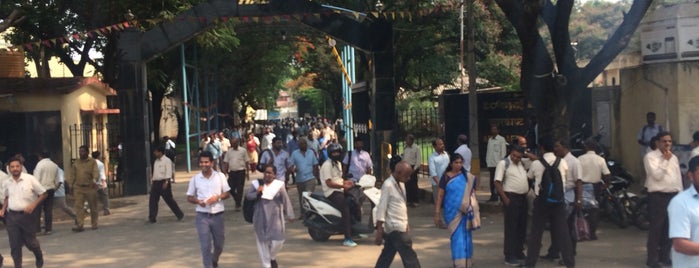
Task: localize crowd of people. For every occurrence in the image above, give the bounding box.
[2,111,699,268]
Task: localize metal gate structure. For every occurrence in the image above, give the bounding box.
[68,122,123,197]
[394,108,442,170]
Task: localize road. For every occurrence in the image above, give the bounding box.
[0,170,649,268]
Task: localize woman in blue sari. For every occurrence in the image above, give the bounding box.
[434,153,481,268]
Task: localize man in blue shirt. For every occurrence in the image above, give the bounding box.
[668,156,699,268]
[428,138,449,229]
[290,138,319,215]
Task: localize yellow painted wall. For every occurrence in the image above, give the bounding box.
[619,62,699,182]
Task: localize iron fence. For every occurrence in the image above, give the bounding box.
[68,122,123,197]
[395,108,442,168]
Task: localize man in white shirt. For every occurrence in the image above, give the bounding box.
[374,161,421,268]
[261,127,276,151]
[543,139,584,260]
[690,131,699,158]
[494,146,529,266]
[668,156,699,267]
[577,139,611,240]
[92,151,111,216]
[523,136,574,268]
[149,147,184,223]
[644,131,683,268]
[33,151,59,235]
[402,134,422,207]
[0,157,46,267]
[186,151,231,268]
[223,137,250,211]
[486,125,508,202]
[637,112,663,158]
[320,143,356,247]
[428,138,449,229]
[218,131,231,171]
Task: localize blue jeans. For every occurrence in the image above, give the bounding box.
[195,212,225,268]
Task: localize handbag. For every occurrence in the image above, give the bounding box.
[574,210,591,241]
[243,179,264,223]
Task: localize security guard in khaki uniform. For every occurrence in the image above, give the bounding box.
[71,145,100,232]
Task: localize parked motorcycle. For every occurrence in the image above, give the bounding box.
[302,174,381,242]
[631,188,650,231]
[599,160,638,228]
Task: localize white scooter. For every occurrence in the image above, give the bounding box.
[301,174,381,242]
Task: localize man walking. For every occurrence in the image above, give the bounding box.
[668,156,699,267]
[494,146,528,266]
[92,151,111,216]
[402,134,421,207]
[187,151,231,268]
[1,157,46,267]
[486,125,508,202]
[33,151,59,235]
[523,136,574,268]
[374,161,421,268]
[260,137,291,182]
[644,131,682,268]
[223,137,250,211]
[261,126,276,151]
[289,138,319,215]
[71,145,99,232]
[149,146,184,223]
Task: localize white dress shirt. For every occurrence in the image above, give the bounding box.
[375,176,409,233]
[402,144,421,170]
[643,150,682,193]
[486,135,507,168]
[186,171,230,214]
[527,152,568,195]
[455,144,472,172]
[578,151,610,184]
[4,173,46,211]
[33,158,59,190]
[494,155,529,194]
[563,152,583,190]
[320,160,344,197]
[152,156,173,181]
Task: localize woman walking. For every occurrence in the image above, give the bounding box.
[246,165,295,268]
[434,153,481,268]
[247,132,260,172]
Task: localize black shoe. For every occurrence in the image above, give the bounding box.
[646,262,662,268]
[72,226,84,232]
[540,254,559,261]
[558,260,574,268]
[177,215,184,221]
[488,196,499,202]
[271,259,278,268]
[659,259,672,267]
[212,261,218,268]
[504,258,523,266]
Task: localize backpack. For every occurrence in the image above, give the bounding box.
[243,179,264,223]
[538,158,564,203]
[257,149,273,172]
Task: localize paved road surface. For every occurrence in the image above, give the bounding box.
[0,170,649,268]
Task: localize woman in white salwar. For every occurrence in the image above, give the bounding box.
[245,165,295,268]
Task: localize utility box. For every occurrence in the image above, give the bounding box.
[640,2,699,63]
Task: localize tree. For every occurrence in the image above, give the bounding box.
[494,0,653,138]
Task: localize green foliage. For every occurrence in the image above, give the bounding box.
[570,0,633,60]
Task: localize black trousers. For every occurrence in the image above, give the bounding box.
[375,231,421,268]
[503,192,528,260]
[405,170,420,204]
[525,199,574,267]
[6,210,43,268]
[327,191,352,239]
[488,167,498,200]
[148,180,184,222]
[546,204,578,258]
[228,170,246,207]
[646,192,676,264]
[37,189,55,232]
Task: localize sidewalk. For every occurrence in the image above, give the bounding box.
[0,164,649,267]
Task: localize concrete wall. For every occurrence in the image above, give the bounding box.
[619,61,699,181]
